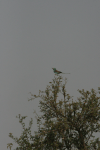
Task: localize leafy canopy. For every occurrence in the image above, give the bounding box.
[7,75,100,150]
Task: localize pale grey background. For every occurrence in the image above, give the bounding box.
[0,0,100,149]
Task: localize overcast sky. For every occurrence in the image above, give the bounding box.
[0,0,100,149]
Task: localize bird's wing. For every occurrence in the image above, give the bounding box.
[55,70,62,74]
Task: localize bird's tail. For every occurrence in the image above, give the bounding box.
[62,73,70,74]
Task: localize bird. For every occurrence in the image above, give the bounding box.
[52,68,70,74]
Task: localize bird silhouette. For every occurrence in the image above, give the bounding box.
[52,68,70,74]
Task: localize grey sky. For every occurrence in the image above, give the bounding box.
[0,1,100,149]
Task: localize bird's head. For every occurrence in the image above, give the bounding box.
[52,68,56,71]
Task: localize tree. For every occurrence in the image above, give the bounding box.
[7,75,100,150]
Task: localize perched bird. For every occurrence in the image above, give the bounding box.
[52,68,70,74]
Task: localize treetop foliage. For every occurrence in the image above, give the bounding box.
[7,75,100,150]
